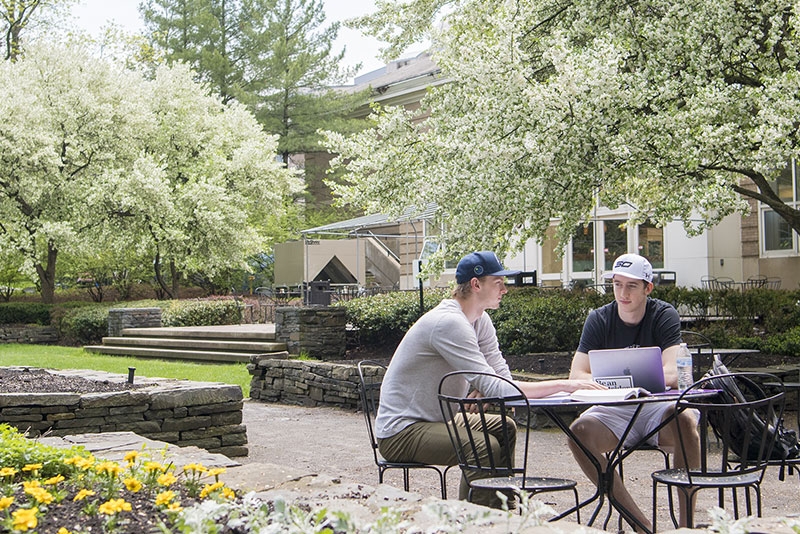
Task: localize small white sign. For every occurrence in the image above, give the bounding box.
[594,376,634,389]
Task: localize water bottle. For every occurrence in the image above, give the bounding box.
[677,342,694,392]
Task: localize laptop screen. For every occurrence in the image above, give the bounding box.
[588,346,666,393]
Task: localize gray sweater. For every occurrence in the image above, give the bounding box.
[375,299,515,439]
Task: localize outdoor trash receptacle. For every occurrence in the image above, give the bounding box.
[309,280,331,305]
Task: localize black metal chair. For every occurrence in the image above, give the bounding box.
[651,372,785,530]
[356,360,450,498]
[437,370,580,518]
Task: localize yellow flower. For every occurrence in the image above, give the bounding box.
[155,490,175,506]
[182,463,207,474]
[11,507,38,531]
[22,463,42,472]
[157,472,178,486]
[123,451,140,465]
[98,498,132,515]
[44,474,65,485]
[0,496,14,510]
[144,461,165,473]
[67,456,95,470]
[123,477,142,492]
[0,467,17,478]
[95,461,123,476]
[206,467,226,478]
[199,481,224,499]
[24,486,54,505]
[73,489,96,502]
[222,487,235,500]
[58,528,71,534]
[167,502,183,513]
[22,480,41,490]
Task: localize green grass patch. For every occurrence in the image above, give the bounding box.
[0,344,251,396]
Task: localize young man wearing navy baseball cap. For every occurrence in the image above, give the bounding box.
[374,250,602,508]
[567,253,700,529]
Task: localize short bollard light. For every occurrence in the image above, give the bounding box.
[128,367,136,384]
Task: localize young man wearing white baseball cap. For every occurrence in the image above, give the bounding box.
[566,253,700,530]
[375,251,602,508]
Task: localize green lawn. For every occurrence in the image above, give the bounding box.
[0,344,251,396]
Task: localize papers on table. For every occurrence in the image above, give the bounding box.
[568,387,651,402]
[530,387,652,404]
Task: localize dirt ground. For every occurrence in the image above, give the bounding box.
[240,399,800,532]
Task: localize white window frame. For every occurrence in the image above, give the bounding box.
[760,160,800,258]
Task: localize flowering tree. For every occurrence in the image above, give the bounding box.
[0,41,301,302]
[324,0,800,262]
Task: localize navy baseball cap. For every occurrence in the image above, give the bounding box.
[455,251,521,284]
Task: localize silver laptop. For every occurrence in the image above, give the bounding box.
[588,346,666,393]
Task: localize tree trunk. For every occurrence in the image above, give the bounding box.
[153,251,174,300]
[34,242,58,304]
[170,260,181,299]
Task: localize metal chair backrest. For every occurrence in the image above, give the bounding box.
[357,360,386,464]
[677,372,785,484]
[437,371,529,483]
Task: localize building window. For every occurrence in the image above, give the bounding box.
[572,223,594,272]
[603,220,628,270]
[637,223,664,268]
[761,161,799,255]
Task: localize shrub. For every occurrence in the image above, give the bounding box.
[489,288,605,354]
[761,326,800,356]
[162,298,241,327]
[0,302,52,325]
[58,306,110,345]
[337,289,450,346]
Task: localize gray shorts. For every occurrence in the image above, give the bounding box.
[579,403,674,447]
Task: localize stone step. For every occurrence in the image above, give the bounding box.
[82,344,288,363]
[101,336,285,353]
[120,324,276,341]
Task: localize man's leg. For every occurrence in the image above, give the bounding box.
[657,408,701,527]
[568,415,652,531]
[378,414,516,508]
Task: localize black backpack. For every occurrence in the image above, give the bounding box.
[703,356,800,465]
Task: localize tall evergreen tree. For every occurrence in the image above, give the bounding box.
[141,0,367,155]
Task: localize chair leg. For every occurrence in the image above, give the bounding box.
[572,487,581,524]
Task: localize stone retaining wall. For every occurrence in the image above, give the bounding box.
[248,357,380,409]
[0,368,248,457]
[0,325,59,344]
[108,307,162,337]
[274,307,346,360]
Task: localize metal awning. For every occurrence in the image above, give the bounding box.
[301,203,439,236]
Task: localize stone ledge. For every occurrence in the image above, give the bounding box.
[0,368,248,457]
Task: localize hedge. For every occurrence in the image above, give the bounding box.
[0,302,51,325]
[341,286,800,357]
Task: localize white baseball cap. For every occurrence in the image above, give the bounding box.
[602,254,653,283]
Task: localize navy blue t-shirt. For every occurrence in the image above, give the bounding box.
[577,298,681,353]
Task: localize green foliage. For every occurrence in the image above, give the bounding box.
[761,327,800,356]
[337,288,450,346]
[0,424,88,478]
[343,286,800,357]
[161,299,242,327]
[58,306,110,345]
[0,302,52,325]
[489,288,607,354]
